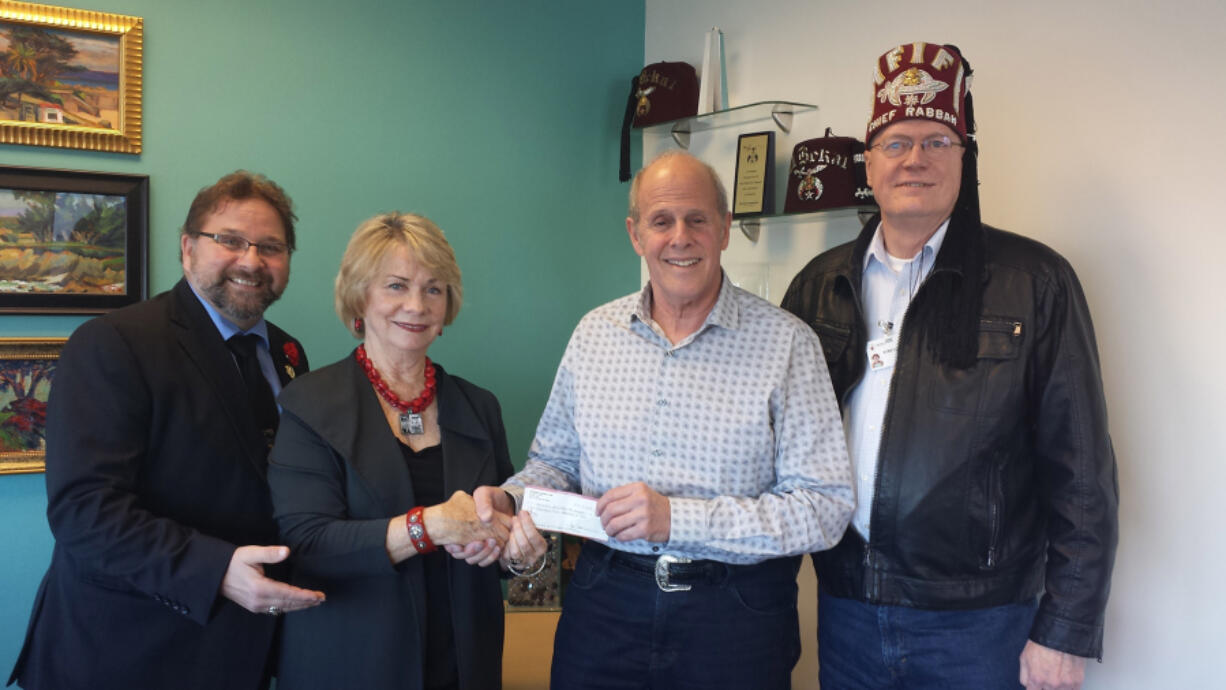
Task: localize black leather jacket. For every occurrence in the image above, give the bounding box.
[782,221,1118,659]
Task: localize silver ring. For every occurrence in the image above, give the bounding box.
[267,605,282,616]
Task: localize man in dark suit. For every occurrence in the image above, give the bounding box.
[9,171,326,690]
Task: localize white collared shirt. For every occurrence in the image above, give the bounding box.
[844,220,949,539]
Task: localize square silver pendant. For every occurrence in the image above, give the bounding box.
[401,412,424,435]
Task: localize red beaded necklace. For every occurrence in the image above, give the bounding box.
[356,344,436,435]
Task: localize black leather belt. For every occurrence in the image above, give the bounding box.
[588,541,732,592]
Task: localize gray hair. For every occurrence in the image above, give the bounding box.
[627,151,729,222]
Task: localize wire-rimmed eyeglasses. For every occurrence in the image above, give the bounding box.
[194,232,290,258]
[869,135,963,159]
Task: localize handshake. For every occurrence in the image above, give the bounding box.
[222,488,548,617]
[430,481,674,569]
[425,487,549,570]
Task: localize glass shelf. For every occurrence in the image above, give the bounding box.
[736,205,879,242]
[641,101,817,148]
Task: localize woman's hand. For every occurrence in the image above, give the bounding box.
[423,491,510,546]
[442,487,517,567]
[444,538,503,567]
[387,492,511,564]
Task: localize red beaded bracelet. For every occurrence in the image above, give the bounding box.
[405,506,436,554]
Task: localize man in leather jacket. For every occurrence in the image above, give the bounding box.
[782,43,1118,690]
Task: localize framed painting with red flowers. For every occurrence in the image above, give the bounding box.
[0,337,64,474]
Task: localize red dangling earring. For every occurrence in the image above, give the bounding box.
[437,327,443,337]
[354,317,364,332]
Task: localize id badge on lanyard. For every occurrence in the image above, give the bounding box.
[867,333,898,372]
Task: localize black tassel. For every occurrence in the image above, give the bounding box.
[916,48,984,370]
[619,75,640,183]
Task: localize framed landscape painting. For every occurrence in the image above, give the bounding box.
[0,1,143,153]
[0,165,147,314]
[0,337,64,474]
[0,2,140,153]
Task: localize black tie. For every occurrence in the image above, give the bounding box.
[226,334,279,452]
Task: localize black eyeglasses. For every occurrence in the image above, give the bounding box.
[194,232,290,258]
[870,135,963,159]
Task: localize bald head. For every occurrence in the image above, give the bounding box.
[628,151,729,223]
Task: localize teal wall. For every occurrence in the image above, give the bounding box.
[0,0,644,670]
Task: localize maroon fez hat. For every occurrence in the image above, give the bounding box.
[619,62,699,182]
[867,42,969,144]
[784,129,873,213]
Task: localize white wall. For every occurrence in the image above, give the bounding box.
[645,2,1226,687]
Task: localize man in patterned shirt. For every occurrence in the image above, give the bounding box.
[478,151,853,689]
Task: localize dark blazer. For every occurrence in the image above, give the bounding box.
[9,279,308,690]
[268,354,512,690]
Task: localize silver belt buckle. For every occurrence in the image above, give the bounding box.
[654,554,693,592]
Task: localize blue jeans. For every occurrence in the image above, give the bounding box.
[817,589,1037,690]
[550,542,802,690]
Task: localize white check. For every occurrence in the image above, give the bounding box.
[520,486,609,542]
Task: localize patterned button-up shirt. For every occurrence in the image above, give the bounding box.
[504,275,853,564]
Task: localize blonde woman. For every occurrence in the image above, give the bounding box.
[269,213,535,690]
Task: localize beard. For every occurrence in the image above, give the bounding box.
[199,266,284,324]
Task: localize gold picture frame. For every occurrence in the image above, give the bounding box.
[0,2,143,154]
[0,336,65,474]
